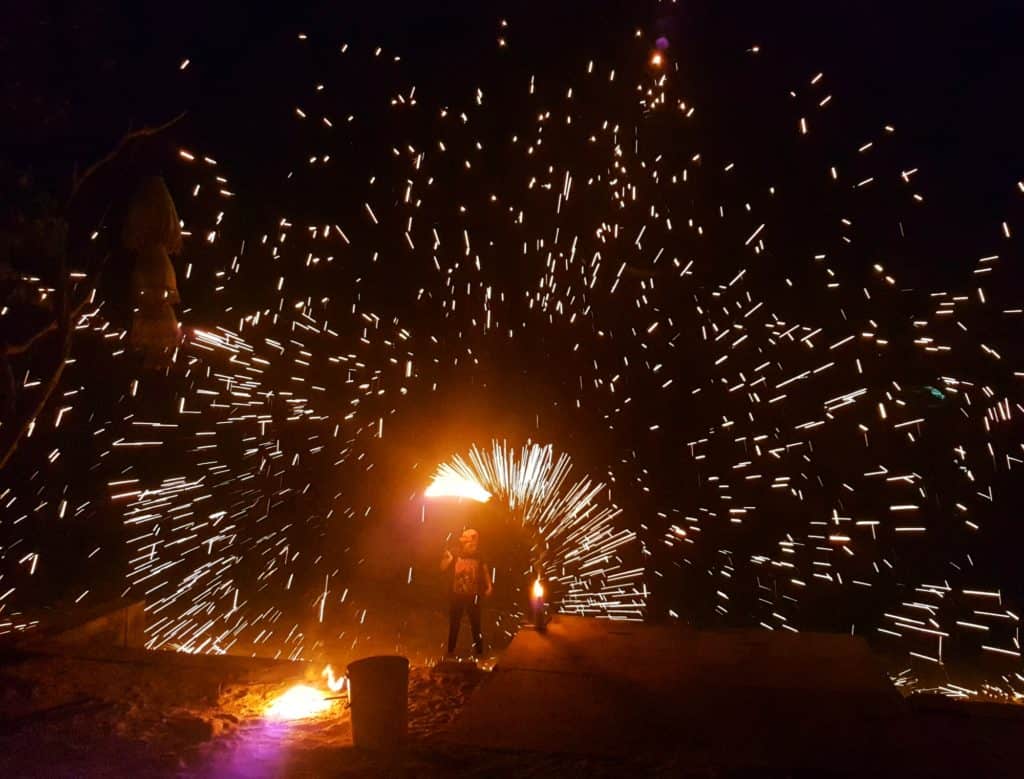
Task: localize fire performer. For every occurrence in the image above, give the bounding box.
[440,528,493,657]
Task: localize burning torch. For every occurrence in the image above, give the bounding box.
[530,575,547,632]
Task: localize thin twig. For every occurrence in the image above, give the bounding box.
[0,295,95,471]
[69,111,187,205]
[4,254,109,358]
[4,320,58,357]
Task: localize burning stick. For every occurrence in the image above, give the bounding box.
[531,576,547,632]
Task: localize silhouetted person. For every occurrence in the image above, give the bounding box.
[441,528,492,656]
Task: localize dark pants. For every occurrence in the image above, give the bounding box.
[448,596,483,655]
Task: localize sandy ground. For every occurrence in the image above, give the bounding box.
[0,646,489,778]
[188,663,491,778]
[191,661,700,779]
[0,645,698,778]
[0,586,550,778]
[0,645,296,777]
[2,638,1024,778]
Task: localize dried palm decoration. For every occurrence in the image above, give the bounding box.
[122,177,182,366]
[122,177,182,254]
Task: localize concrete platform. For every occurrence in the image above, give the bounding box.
[6,599,147,650]
[446,616,913,773]
[48,599,146,648]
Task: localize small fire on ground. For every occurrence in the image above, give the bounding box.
[264,665,346,721]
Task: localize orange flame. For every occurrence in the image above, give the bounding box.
[532,577,544,599]
[425,467,492,503]
[265,685,331,720]
[265,665,345,720]
[323,664,346,693]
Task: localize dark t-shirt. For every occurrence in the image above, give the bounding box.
[451,553,486,597]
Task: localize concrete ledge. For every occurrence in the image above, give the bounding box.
[18,599,147,649]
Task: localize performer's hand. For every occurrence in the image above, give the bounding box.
[440,548,454,571]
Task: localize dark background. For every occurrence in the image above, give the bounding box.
[2,0,1023,673]
[4,0,1023,285]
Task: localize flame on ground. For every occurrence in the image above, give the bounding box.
[265,684,332,721]
[323,664,346,693]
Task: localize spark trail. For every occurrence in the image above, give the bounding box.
[1,9,1022,700]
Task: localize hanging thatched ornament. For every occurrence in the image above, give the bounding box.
[129,245,181,364]
[130,302,180,352]
[123,177,183,367]
[122,176,182,254]
[131,245,180,305]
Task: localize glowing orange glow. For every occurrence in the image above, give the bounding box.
[650,52,664,68]
[425,465,492,502]
[265,684,332,720]
[532,577,544,599]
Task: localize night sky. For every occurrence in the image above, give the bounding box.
[6,0,1024,243]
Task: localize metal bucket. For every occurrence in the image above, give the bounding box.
[346,655,409,749]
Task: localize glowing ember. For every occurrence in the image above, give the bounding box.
[425,466,492,503]
[265,684,332,721]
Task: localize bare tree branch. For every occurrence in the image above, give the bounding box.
[3,294,94,357]
[0,111,185,471]
[3,320,58,357]
[69,111,187,205]
[0,316,74,471]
